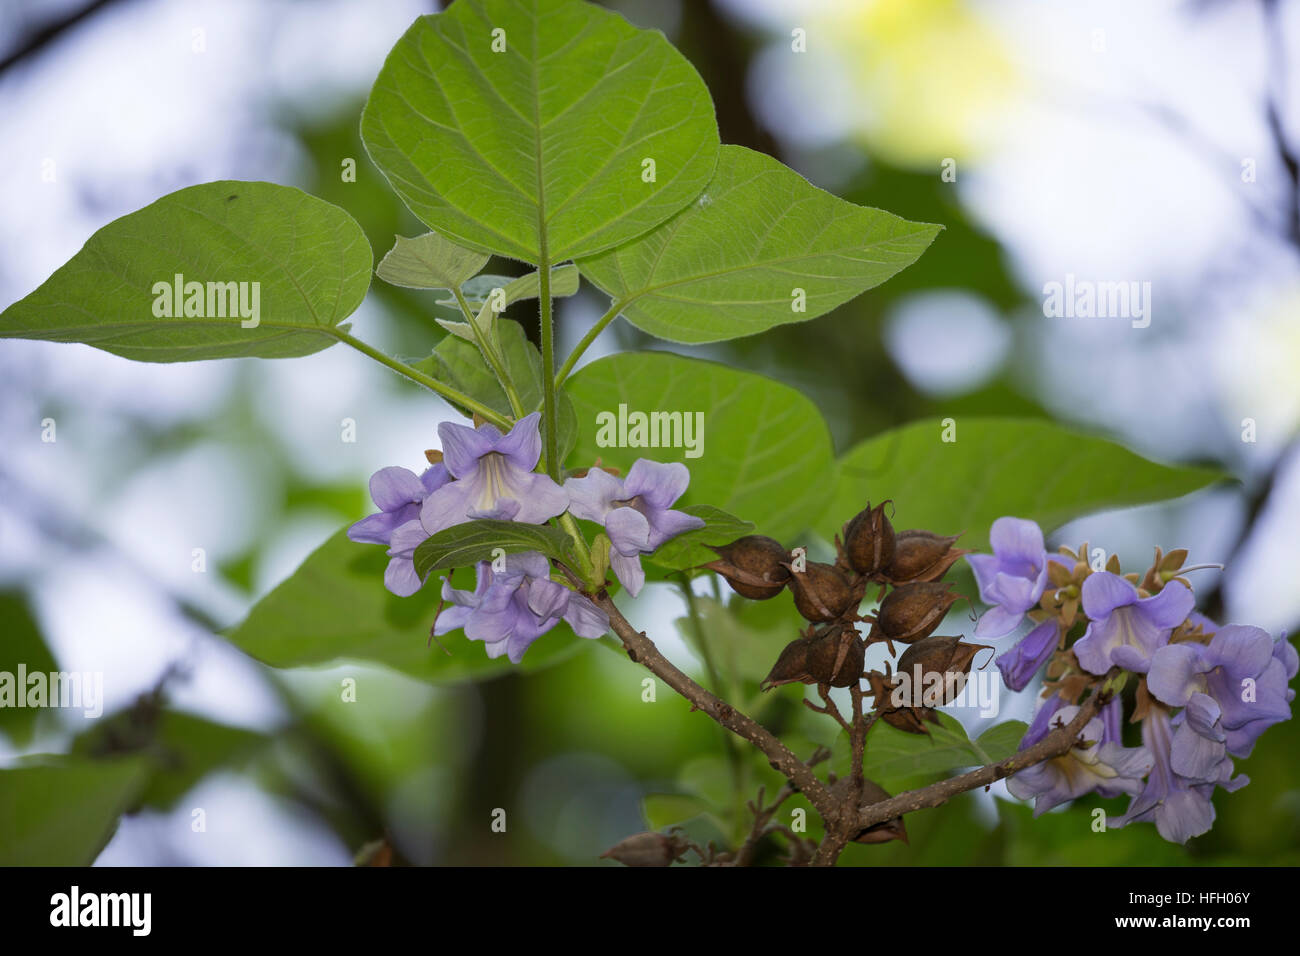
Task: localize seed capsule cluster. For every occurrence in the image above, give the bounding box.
[703,501,988,734]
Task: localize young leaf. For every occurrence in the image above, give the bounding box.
[412,519,576,577]
[360,0,720,263]
[375,231,490,289]
[417,318,579,458]
[822,418,1224,549]
[647,504,754,571]
[577,145,942,344]
[0,182,372,362]
[226,529,583,684]
[975,720,1029,763]
[564,351,835,542]
[440,265,581,309]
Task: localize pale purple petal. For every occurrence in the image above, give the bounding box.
[437,419,500,476]
[562,467,625,523]
[494,412,543,471]
[624,459,690,510]
[611,550,646,597]
[606,506,652,556]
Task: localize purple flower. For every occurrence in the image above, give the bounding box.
[996,618,1060,691]
[1110,706,1248,844]
[420,412,568,534]
[1071,572,1194,676]
[1006,696,1152,815]
[968,518,1059,638]
[563,460,704,597]
[1146,625,1295,759]
[433,551,608,663]
[349,465,450,596]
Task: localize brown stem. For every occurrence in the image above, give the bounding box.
[596,593,838,822]
[854,691,1105,831]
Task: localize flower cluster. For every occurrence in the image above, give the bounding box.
[348,412,703,662]
[970,516,1297,843]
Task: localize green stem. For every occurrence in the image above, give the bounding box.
[539,253,560,480]
[554,298,625,388]
[558,512,596,587]
[332,330,511,429]
[452,287,526,419]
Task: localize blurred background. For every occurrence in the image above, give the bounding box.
[1,0,1297,865]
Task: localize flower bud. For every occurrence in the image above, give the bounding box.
[871,581,960,644]
[600,831,687,867]
[786,561,856,622]
[895,634,991,706]
[702,535,791,600]
[883,529,969,584]
[840,501,895,576]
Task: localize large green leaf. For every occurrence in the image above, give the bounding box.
[577,146,941,344]
[862,712,982,785]
[0,758,150,865]
[225,529,583,684]
[565,351,834,542]
[360,0,719,263]
[0,182,372,361]
[823,418,1224,549]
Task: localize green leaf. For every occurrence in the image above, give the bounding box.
[862,712,981,784]
[0,592,58,746]
[0,182,372,362]
[442,265,581,309]
[375,231,490,289]
[822,418,1224,549]
[648,504,754,571]
[412,518,576,578]
[577,146,942,344]
[418,317,578,458]
[226,529,583,684]
[975,720,1029,763]
[360,0,720,263]
[0,758,150,865]
[565,351,835,541]
[642,793,713,830]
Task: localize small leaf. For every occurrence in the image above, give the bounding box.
[375,231,490,290]
[577,146,941,344]
[975,720,1029,763]
[413,519,576,579]
[440,266,581,309]
[417,318,578,460]
[863,712,980,784]
[648,504,754,571]
[0,181,372,361]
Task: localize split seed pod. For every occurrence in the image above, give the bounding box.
[761,624,864,689]
[702,535,792,600]
[895,635,992,706]
[883,530,969,584]
[786,561,856,622]
[871,581,960,644]
[600,831,687,867]
[841,501,896,576]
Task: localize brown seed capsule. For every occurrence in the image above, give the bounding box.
[872,581,960,644]
[804,623,866,688]
[883,529,969,584]
[895,635,992,706]
[761,636,813,690]
[600,831,686,867]
[702,535,791,600]
[786,561,856,622]
[841,501,896,576]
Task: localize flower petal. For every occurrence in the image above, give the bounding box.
[606,506,653,556]
[437,419,499,477]
[1080,571,1138,620]
[495,412,543,471]
[988,517,1045,566]
[624,459,690,509]
[369,466,427,511]
[563,467,626,523]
